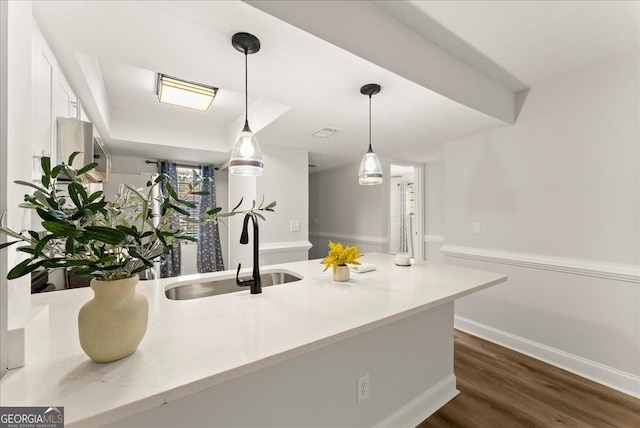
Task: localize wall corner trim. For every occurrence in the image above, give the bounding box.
[454,316,640,398]
[441,245,639,283]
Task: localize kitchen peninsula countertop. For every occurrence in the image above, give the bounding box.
[0,253,507,427]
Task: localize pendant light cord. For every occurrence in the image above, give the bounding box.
[368,94,372,151]
[244,50,248,123]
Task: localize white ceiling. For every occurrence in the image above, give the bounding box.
[391,0,640,90]
[32,1,639,172]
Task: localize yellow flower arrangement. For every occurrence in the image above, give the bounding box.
[322,240,363,273]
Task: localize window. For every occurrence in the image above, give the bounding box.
[176,166,200,240]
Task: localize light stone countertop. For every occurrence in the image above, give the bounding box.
[0,253,507,427]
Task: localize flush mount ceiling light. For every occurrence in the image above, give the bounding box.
[311,127,340,138]
[229,32,263,176]
[156,74,217,111]
[358,83,383,185]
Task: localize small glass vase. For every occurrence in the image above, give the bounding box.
[332,265,350,282]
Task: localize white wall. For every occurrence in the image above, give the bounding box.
[256,145,310,265]
[440,54,640,396]
[425,160,445,262]
[256,146,308,245]
[0,0,9,378]
[108,154,158,176]
[309,162,389,260]
[229,145,310,269]
[3,1,34,374]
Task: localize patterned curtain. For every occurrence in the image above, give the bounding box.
[197,165,224,272]
[159,161,181,278]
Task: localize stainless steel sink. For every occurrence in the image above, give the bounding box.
[165,271,303,300]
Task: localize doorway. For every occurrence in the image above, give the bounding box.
[389,162,423,261]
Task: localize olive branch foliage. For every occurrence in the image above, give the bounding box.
[0,152,275,281]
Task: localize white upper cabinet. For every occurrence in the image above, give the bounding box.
[32,22,80,176]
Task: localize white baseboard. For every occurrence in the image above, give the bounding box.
[374,374,459,428]
[454,316,640,399]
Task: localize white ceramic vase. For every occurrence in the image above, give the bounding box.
[78,275,148,363]
[332,265,350,282]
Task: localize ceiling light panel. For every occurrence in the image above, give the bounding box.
[311,127,340,138]
[157,74,217,111]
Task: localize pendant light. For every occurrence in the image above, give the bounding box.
[358,84,383,185]
[229,32,263,176]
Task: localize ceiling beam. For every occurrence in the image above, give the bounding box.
[245,0,515,124]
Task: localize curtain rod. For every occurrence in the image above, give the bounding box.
[145,160,219,170]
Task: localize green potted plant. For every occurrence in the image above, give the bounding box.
[321,240,362,282]
[0,153,275,362]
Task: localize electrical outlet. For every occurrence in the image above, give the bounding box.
[290,220,301,232]
[357,374,370,403]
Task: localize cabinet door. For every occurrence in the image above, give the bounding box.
[33,47,53,178]
[54,78,78,165]
[55,79,71,120]
[33,22,80,174]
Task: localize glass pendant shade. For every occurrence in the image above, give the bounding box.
[358,147,383,185]
[229,121,263,176]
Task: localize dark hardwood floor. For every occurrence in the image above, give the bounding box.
[418,330,640,428]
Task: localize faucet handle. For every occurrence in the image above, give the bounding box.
[236,263,256,288]
[236,263,242,286]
